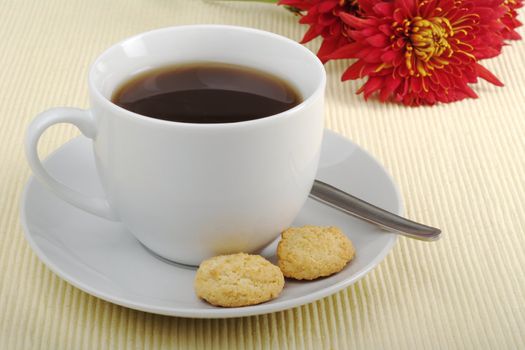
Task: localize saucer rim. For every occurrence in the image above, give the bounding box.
[20,129,401,318]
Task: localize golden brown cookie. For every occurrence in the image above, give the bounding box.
[277,226,355,280]
[194,253,284,307]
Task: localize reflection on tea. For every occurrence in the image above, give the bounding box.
[112,62,302,123]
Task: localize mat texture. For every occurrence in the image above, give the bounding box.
[0,1,524,349]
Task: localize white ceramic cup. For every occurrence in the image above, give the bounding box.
[25,25,326,265]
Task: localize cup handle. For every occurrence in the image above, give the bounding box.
[25,107,118,221]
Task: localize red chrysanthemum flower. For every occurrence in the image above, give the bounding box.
[278,0,361,61]
[327,0,505,106]
[500,0,523,40]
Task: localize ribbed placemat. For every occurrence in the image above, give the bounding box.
[1,1,524,349]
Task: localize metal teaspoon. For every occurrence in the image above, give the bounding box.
[309,180,441,241]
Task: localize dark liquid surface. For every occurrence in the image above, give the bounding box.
[111,63,301,123]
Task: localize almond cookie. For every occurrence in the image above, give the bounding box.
[277,226,355,280]
[194,253,284,307]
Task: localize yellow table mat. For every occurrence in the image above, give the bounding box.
[1,1,524,348]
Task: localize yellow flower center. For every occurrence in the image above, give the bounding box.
[394,16,454,76]
[410,17,453,62]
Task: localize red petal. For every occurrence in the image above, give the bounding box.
[300,25,323,43]
[378,24,393,35]
[397,64,409,77]
[379,88,391,102]
[463,66,478,83]
[453,51,475,64]
[362,27,381,37]
[394,37,405,48]
[318,0,338,13]
[366,33,389,47]
[385,74,402,91]
[393,51,404,66]
[395,0,416,16]
[435,71,451,88]
[354,45,372,57]
[401,94,418,106]
[373,2,395,16]
[317,37,350,62]
[299,7,319,24]
[401,78,410,96]
[358,0,378,13]
[475,63,504,86]
[318,13,337,26]
[475,7,497,19]
[511,31,522,40]
[357,76,383,99]
[428,73,439,86]
[329,21,342,36]
[347,29,367,41]
[462,85,479,99]
[427,92,437,104]
[418,0,436,18]
[361,48,385,62]
[342,60,367,80]
[305,4,324,19]
[380,50,398,63]
[393,8,404,22]
[328,42,363,59]
[339,12,377,29]
[410,77,422,93]
[379,75,402,101]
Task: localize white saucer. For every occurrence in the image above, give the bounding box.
[21,130,402,318]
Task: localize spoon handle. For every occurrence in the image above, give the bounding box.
[309,180,441,241]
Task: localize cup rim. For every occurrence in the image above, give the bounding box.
[88,24,326,129]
